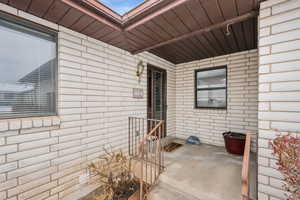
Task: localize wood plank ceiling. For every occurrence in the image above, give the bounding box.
[0,0,260,64]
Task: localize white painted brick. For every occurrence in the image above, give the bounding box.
[259,111,300,122]
[272,0,300,14]
[19,138,58,151]
[259,65,270,74]
[260,0,287,9]
[33,118,43,128]
[259,71,300,82]
[271,102,300,111]
[259,121,270,129]
[259,130,280,140]
[0,156,4,164]
[0,138,4,146]
[43,118,52,127]
[272,17,300,34]
[258,156,269,167]
[272,39,300,53]
[270,177,285,189]
[19,152,57,168]
[19,166,57,185]
[260,8,272,18]
[8,161,50,179]
[272,81,300,91]
[259,84,270,92]
[7,147,49,162]
[18,11,58,30]
[271,121,300,131]
[258,192,269,200]
[259,92,300,101]
[259,166,282,178]
[0,162,17,173]
[270,197,281,200]
[0,121,8,132]
[21,119,32,129]
[258,184,286,199]
[258,174,269,184]
[259,46,271,55]
[18,181,57,200]
[260,7,300,27]
[7,131,49,144]
[59,26,87,40]
[258,102,270,111]
[260,29,300,46]
[260,50,300,65]
[0,179,17,192]
[0,191,6,200]
[0,145,17,155]
[260,27,271,37]
[8,176,50,197]
[271,60,300,72]
[8,120,21,130]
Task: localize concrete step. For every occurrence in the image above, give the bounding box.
[152,173,223,200]
[148,181,203,200]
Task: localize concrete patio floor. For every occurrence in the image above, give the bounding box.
[149,140,257,200]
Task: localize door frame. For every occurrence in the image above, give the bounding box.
[147,64,167,136]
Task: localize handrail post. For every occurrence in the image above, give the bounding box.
[241,133,252,200]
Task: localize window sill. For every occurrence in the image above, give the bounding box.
[0,116,61,132]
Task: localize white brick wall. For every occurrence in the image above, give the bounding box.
[258,0,300,199]
[0,4,175,200]
[175,50,258,147]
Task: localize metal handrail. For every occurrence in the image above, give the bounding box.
[128,117,165,200]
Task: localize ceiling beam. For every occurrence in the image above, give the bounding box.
[124,0,192,31]
[132,11,258,55]
[61,0,122,31]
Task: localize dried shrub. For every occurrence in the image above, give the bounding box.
[270,134,300,200]
[88,149,138,200]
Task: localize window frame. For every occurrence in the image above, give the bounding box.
[194,65,227,109]
[0,12,58,119]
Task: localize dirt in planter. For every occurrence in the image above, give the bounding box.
[81,181,150,200]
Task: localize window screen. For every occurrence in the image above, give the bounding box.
[195,66,227,109]
[0,17,57,119]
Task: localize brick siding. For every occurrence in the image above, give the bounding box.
[258,0,300,199]
[175,50,259,147]
[0,3,175,200]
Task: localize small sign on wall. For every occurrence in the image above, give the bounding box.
[133,88,144,99]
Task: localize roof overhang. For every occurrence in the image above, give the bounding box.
[0,0,263,64]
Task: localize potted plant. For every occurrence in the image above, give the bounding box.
[84,149,148,200]
[270,134,300,200]
[223,132,246,155]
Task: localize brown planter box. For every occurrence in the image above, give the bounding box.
[128,190,140,200]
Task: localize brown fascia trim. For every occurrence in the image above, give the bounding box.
[61,0,122,31]
[124,0,192,31]
[61,0,191,31]
[80,0,122,23]
[122,0,163,22]
[82,0,164,24]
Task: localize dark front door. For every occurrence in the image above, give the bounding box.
[147,65,167,136]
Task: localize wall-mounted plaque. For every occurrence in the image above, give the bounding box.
[133,88,144,99]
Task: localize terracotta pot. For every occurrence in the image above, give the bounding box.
[223,132,246,155]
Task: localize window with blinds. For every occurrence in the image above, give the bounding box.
[195,66,227,109]
[0,16,57,119]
